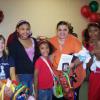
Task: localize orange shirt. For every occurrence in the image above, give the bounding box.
[50,34,82,69]
[50,34,86,88]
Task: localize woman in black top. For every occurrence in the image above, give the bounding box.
[7,20,39,95]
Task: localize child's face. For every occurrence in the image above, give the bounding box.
[39,43,50,57]
[0,39,5,53]
[17,24,30,39]
[88,26,100,40]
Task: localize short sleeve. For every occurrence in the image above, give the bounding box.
[35,59,41,71]
[8,56,15,67]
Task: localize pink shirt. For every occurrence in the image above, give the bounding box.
[35,57,53,89]
[25,39,35,61]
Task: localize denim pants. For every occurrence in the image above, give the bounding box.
[38,88,53,100]
[17,74,33,95]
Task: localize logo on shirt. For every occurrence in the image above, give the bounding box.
[0,65,6,79]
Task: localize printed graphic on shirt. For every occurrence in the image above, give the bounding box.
[0,65,6,79]
[0,63,10,80]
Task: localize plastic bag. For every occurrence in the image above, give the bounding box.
[53,76,63,98]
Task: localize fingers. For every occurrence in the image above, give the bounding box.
[4,86,13,97]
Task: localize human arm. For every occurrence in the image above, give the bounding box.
[34,68,39,100]
[0,81,3,89]
[10,65,16,81]
[9,56,18,86]
[3,57,17,97]
[73,36,91,69]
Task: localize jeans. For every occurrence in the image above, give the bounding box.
[74,87,80,100]
[38,88,53,100]
[52,95,67,100]
[17,74,33,95]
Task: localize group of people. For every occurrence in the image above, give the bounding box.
[0,20,100,100]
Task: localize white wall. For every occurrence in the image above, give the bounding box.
[0,0,100,39]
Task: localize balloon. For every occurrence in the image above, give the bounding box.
[0,10,4,23]
[89,1,99,12]
[81,5,91,18]
[97,13,100,21]
[89,13,98,22]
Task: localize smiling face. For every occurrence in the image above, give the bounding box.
[57,25,69,40]
[39,43,50,58]
[88,26,100,40]
[17,23,30,40]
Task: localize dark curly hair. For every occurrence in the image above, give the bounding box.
[38,39,56,56]
[56,21,73,33]
[87,22,100,31]
[85,22,100,42]
[83,22,100,49]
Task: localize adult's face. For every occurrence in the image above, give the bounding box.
[57,25,69,40]
[17,24,30,40]
[88,26,100,40]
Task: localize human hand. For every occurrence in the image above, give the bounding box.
[4,86,13,97]
[27,95,36,100]
[69,63,75,69]
[34,94,38,100]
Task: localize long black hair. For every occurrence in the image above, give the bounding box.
[7,20,32,46]
[37,39,56,56]
[83,22,100,49]
[16,20,32,38]
[87,22,100,31]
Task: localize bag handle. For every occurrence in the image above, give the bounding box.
[40,56,56,78]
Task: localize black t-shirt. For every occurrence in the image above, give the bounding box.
[0,56,15,80]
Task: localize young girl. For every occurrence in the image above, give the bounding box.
[7,20,39,95]
[34,39,54,100]
[82,22,100,81]
[88,32,100,100]
[0,34,16,99]
[83,22,100,52]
